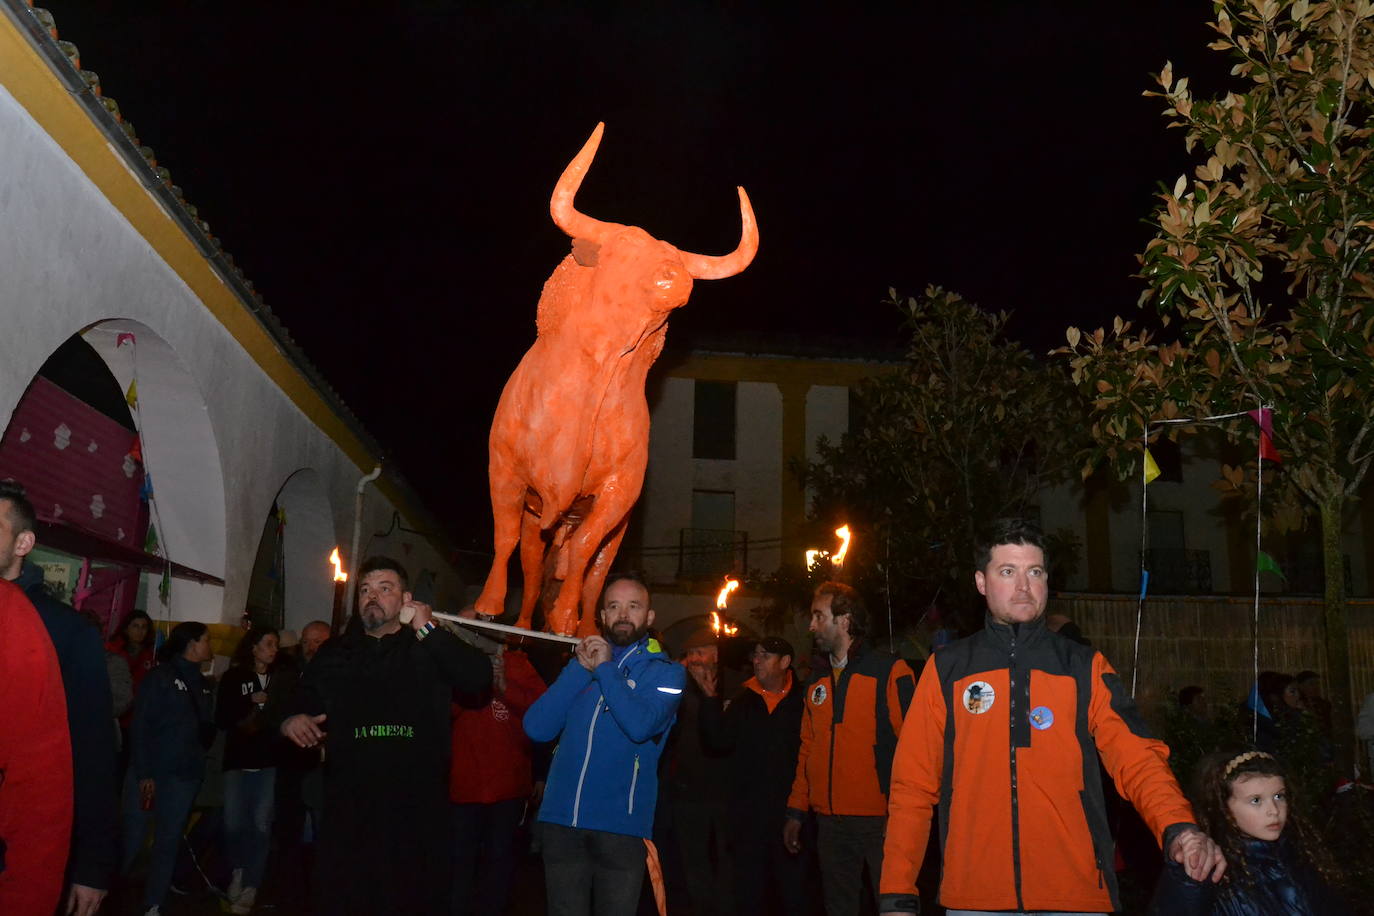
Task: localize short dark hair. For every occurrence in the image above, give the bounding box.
[600,571,649,608]
[814,581,868,639]
[974,518,1047,572]
[357,555,408,589]
[0,479,37,534]
[1178,685,1205,707]
[1294,670,1320,686]
[159,620,209,663]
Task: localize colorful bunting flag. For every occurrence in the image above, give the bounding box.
[1257,550,1286,579]
[1139,569,1150,599]
[158,566,170,605]
[144,522,159,555]
[125,380,138,408]
[1143,449,1161,484]
[116,332,136,348]
[139,473,153,502]
[128,437,142,463]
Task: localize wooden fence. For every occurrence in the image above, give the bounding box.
[1053,593,1374,724]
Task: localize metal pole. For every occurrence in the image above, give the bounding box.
[345,464,383,618]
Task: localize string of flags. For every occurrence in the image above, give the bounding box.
[1143,408,1281,485]
[117,331,173,609]
[1131,403,1277,705]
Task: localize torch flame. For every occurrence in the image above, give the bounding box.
[329,547,347,582]
[709,608,739,638]
[805,549,825,569]
[716,576,740,609]
[710,611,722,635]
[833,525,852,566]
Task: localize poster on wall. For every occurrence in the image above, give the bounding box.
[40,560,72,602]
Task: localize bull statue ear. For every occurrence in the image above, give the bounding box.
[571,237,601,267]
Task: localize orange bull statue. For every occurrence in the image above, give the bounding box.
[475,123,758,636]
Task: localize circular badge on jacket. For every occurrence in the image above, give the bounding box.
[1029,705,1054,730]
[962,681,995,714]
[810,683,828,706]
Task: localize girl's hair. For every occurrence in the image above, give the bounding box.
[232,626,279,671]
[158,621,209,664]
[1191,750,1340,893]
[118,609,154,649]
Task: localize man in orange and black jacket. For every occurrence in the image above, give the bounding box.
[878,519,1227,916]
[784,582,915,916]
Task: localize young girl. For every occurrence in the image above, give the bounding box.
[1149,750,1348,915]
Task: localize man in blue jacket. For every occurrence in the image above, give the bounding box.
[524,573,686,916]
[0,481,118,916]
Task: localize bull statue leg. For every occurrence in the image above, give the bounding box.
[548,481,637,636]
[577,516,630,637]
[513,508,546,630]
[475,468,526,619]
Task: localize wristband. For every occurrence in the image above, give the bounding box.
[415,621,437,641]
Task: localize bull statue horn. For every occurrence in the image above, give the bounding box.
[550,122,617,243]
[679,186,759,280]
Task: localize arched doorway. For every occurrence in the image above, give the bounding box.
[245,469,336,636]
[0,321,227,629]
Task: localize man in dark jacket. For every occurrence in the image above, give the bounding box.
[701,635,816,916]
[280,556,490,914]
[0,480,118,916]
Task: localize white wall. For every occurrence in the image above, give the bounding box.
[0,83,456,623]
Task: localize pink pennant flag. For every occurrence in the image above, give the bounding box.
[116,332,136,348]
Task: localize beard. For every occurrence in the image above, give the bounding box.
[602,618,650,647]
[360,601,391,632]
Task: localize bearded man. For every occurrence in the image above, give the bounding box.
[524,572,686,916]
[280,556,490,914]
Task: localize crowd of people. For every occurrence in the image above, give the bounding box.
[0,483,1366,915]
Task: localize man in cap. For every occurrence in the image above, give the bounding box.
[700,635,815,916]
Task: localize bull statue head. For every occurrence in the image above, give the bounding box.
[476,123,758,636]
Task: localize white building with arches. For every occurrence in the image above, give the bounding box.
[0,4,460,647]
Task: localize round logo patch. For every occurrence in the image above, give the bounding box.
[1029,705,1054,730]
[962,681,995,715]
[810,683,828,706]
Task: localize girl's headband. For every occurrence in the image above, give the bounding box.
[1223,750,1275,780]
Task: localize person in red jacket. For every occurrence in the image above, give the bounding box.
[449,608,547,916]
[0,577,74,914]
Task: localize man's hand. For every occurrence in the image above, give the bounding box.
[65,883,107,916]
[1169,826,1227,883]
[782,818,802,854]
[250,691,268,706]
[403,600,434,630]
[576,635,612,672]
[281,713,328,748]
[687,661,718,697]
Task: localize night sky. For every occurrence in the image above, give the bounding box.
[38,1,1227,544]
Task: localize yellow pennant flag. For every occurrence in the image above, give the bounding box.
[1143,449,1161,484]
[125,380,138,408]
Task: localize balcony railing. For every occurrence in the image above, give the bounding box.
[677,528,748,580]
[1145,547,1213,595]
